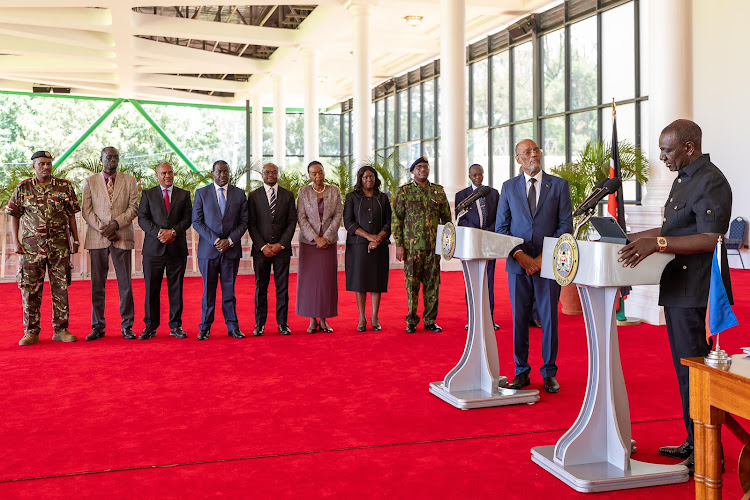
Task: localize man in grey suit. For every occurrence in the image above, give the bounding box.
[192,160,248,340]
[82,146,139,340]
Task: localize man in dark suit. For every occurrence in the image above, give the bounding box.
[495,139,573,394]
[192,160,248,340]
[137,162,193,339]
[247,163,297,336]
[455,163,500,330]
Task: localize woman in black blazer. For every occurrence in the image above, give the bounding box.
[343,166,392,332]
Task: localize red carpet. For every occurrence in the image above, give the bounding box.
[1,265,748,498]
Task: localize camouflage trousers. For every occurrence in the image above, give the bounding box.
[403,249,441,326]
[17,252,72,336]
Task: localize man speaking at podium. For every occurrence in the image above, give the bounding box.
[455,164,500,330]
[618,119,732,473]
[495,139,573,394]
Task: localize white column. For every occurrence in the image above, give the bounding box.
[273,74,286,169]
[252,92,263,168]
[626,0,692,326]
[440,0,467,202]
[348,1,373,167]
[303,47,319,167]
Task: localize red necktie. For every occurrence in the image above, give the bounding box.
[163,188,170,213]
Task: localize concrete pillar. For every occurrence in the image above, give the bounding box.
[252,92,263,168]
[348,1,373,167]
[273,74,286,169]
[439,0,467,201]
[303,47,319,167]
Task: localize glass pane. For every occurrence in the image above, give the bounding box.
[285,113,303,156]
[423,80,435,138]
[513,122,534,148]
[398,91,408,143]
[385,95,395,147]
[423,140,435,166]
[410,85,421,141]
[542,116,566,170]
[570,16,598,110]
[467,129,488,169]
[375,100,384,149]
[602,3,635,103]
[492,127,511,189]
[640,0,649,97]
[285,156,303,173]
[436,77,441,137]
[513,42,533,121]
[262,112,273,156]
[602,102,635,147]
[542,29,565,115]
[398,145,408,172]
[640,100,649,169]
[570,110,598,156]
[472,59,489,127]
[343,113,351,155]
[492,52,510,125]
[319,114,340,157]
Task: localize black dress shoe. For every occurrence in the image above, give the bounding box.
[371,323,382,332]
[228,329,246,339]
[680,452,695,476]
[121,328,136,339]
[530,319,543,328]
[279,325,292,335]
[170,327,188,339]
[506,372,531,389]
[85,328,105,341]
[405,324,417,333]
[658,441,693,459]
[197,330,210,341]
[543,376,560,393]
[139,329,156,340]
[252,325,264,336]
[424,323,442,332]
[319,321,333,333]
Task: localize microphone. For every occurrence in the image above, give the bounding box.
[573,178,621,216]
[455,185,492,217]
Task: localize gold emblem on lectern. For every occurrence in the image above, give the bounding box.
[441,222,457,260]
[552,233,579,286]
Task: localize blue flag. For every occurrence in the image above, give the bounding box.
[708,244,738,335]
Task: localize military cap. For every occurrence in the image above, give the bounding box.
[31,151,52,160]
[410,156,429,172]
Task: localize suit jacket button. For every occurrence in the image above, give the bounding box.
[707,209,712,214]
[682,265,687,270]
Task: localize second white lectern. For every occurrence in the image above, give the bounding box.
[531,236,689,492]
[429,224,540,409]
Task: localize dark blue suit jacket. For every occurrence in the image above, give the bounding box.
[192,183,248,260]
[495,172,573,275]
[455,185,499,231]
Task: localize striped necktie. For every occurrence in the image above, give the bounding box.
[106,176,114,202]
[269,187,277,218]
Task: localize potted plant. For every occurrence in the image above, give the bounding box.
[550,139,649,314]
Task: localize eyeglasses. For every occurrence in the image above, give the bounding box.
[517,148,543,157]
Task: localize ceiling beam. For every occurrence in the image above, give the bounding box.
[0,7,111,30]
[0,34,115,60]
[0,22,113,49]
[137,74,249,93]
[133,37,270,73]
[0,55,116,72]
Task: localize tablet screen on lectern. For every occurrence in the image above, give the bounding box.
[590,216,630,244]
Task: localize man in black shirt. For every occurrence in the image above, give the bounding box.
[619,119,732,473]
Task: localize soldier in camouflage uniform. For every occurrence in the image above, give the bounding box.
[393,156,452,333]
[6,151,81,346]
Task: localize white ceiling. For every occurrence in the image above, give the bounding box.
[0,1,557,109]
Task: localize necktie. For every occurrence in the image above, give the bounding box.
[478,197,487,229]
[269,187,277,218]
[218,187,226,216]
[528,178,537,216]
[106,176,114,202]
[163,188,170,213]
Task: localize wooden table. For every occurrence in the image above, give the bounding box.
[683,355,750,499]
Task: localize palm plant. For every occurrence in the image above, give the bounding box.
[550,139,649,238]
[370,150,405,198]
[327,159,355,206]
[277,169,307,199]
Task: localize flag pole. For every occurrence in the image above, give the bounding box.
[705,235,732,367]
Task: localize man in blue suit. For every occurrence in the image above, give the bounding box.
[455,164,500,330]
[192,160,248,340]
[495,139,573,393]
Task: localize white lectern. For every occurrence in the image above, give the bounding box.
[429,224,540,409]
[531,237,688,492]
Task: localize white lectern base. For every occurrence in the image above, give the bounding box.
[530,445,689,493]
[429,380,539,409]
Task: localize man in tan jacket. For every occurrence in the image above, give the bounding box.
[82,146,139,340]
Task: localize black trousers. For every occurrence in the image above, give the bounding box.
[664,306,712,447]
[89,246,134,330]
[143,253,187,331]
[252,252,291,327]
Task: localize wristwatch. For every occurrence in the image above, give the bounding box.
[657,236,668,252]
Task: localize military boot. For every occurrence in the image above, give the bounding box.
[19,333,39,346]
[52,330,77,342]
